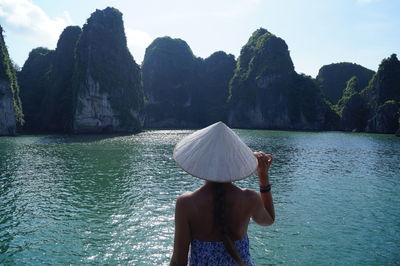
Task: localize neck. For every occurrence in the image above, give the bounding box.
[204,181,233,187]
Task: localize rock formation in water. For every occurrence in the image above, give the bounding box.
[336,54,400,134]
[19,27,81,132]
[0,26,23,135]
[19,7,143,133]
[142,36,199,128]
[316,63,375,104]
[142,37,235,128]
[338,77,369,131]
[197,51,236,125]
[15,10,399,134]
[72,7,143,133]
[41,26,82,132]
[18,47,54,131]
[363,54,400,133]
[228,28,338,130]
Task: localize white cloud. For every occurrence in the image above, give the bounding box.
[125,27,153,64]
[0,0,71,46]
[125,28,152,48]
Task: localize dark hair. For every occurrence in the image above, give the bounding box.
[213,182,244,265]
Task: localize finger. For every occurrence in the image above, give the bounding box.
[268,155,273,164]
[254,154,263,164]
[253,152,261,158]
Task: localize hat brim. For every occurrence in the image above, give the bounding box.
[173,122,258,182]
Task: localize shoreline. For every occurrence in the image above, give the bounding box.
[2,128,399,137]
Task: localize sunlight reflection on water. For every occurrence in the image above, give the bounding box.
[0,131,399,265]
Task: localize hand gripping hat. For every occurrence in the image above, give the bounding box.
[173,121,258,182]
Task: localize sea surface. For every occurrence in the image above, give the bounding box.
[0,130,399,265]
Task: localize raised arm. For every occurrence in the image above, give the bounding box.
[250,152,275,226]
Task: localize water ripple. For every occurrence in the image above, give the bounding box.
[0,131,399,265]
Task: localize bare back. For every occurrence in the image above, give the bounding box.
[180,182,259,241]
[170,153,274,265]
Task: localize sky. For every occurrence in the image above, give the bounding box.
[0,0,399,77]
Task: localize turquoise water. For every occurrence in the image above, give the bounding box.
[0,130,399,265]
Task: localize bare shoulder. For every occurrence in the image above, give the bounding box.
[176,191,193,203]
[175,191,195,209]
[242,188,261,202]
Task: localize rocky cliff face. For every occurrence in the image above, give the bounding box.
[19,47,54,131]
[363,54,400,133]
[316,63,375,104]
[336,55,400,134]
[142,37,235,128]
[341,94,369,132]
[197,51,236,125]
[0,80,16,135]
[72,7,143,133]
[337,77,368,131]
[0,26,23,135]
[18,8,143,134]
[19,27,80,132]
[366,101,399,133]
[142,36,199,128]
[228,28,336,130]
[73,75,123,132]
[41,26,81,132]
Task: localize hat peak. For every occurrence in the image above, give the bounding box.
[211,121,227,128]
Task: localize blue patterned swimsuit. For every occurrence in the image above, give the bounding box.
[189,235,255,265]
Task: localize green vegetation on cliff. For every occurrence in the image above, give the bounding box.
[363,54,400,133]
[18,27,79,132]
[288,74,327,124]
[363,54,400,109]
[142,37,235,128]
[73,7,143,132]
[229,28,294,106]
[18,7,143,133]
[41,26,81,132]
[340,93,369,132]
[142,36,197,107]
[19,47,54,131]
[0,26,23,126]
[12,9,399,134]
[228,28,336,130]
[336,76,362,113]
[316,62,375,104]
[335,55,400,133]
[198,51,236,124]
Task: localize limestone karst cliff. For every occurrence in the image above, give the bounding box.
[142,36,199,128]
[228,28,338,130]
[0,26,23,135]
[363,54,400,133]
[19,27,81,132]
[142,37,235,128]
[72,7,143,133]
[18,8,143,133]
[198,51,236,125]
[11,8,400,135]
[338,77,369,131]
[316,63,375,104]
[336,55,400,134]
[18,47,54,131]
[42,26,82,132]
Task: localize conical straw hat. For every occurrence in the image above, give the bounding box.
[173,121,258,182]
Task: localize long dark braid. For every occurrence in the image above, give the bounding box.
[213,182,245,265]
